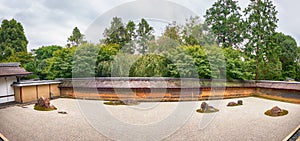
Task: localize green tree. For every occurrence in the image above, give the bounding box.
[102,17,127,47]
[148,36,180,54]
[147,37,198,78]
[183,45,211,78]
[6,52,33,66]
[181,16,215,46]
[129,54,170,77]
[33,45,63,60]
[96,44,121,77]
[45,47,76,79]
[203,45,226,79]
[163,21,181,42]
[162,46,197,78]
[296,47,300,81]
[271,32,298,79]
[67,27,84,47]
[0,19,28,61]
[223,48,255,80]
[111,52,139,77]
[136,18,155,54]
[24,45,63,79]
[125,20,136,42]
[73,43,99,77]
[243,0,279,80]
[204,0,243,48]
[123,20,136,54]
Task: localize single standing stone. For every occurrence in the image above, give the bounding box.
[44,98,50,108]
[201,102,208,111]
[237,100,243,105]
[37,97,46,107]
[270,106,282,115]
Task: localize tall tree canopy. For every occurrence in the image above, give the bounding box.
[136,18,155,54]
[163,21,181,42]
[243,0,279,80]
[123,20,136,54]
[103,17,127,47]
[181,16,215,46]
[204,0,243,48]
[67,27,84,47]
[0,19,28,61]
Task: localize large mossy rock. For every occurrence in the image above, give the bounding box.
[265,106,288,117]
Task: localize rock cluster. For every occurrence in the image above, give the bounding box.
[227,100,243,106]
[36,97,56,109]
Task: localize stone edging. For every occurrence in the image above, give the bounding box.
[282,124,300,141]
[0,133,9,141]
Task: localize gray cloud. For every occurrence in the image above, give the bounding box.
[0,0,299,51]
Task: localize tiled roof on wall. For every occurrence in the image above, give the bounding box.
[0,62,32,77]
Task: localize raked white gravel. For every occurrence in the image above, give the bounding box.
[0,97,299,141]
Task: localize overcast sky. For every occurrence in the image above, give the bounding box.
[0,0,299,51]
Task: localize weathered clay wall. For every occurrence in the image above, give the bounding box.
[59,78,300,102]
[60,87,256,101]
[257,88,300,99]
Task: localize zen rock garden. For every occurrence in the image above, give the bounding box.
[34,97,57,111]
[265,106,288,117]
[196,102,219,113]
[227,100,243,107]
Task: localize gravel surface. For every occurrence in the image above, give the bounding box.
[0,97,299,141]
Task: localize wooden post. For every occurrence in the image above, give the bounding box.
[36,85,39,100]
[20,87,23,103]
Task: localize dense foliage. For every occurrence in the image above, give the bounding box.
[243,0,279,80]
[1,0,299,81]
[204,0,243,48]
[0,19,28,61]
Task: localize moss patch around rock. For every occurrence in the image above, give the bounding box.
[196,107,219,113]
[103,100,139,106]
[227,103,243,107]
[34,104,57,111]
[264,109,288,117]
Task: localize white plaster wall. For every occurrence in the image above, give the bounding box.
[0,76,16,104]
